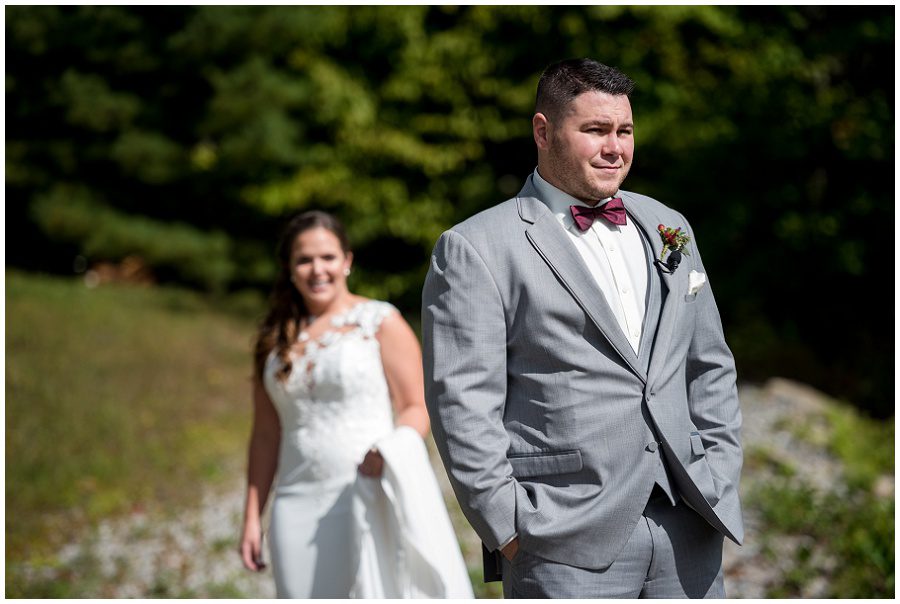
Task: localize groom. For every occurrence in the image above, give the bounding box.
[422,58,743,598]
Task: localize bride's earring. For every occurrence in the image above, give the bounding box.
[344,268,351,276]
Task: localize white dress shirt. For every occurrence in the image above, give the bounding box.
[533,168,648,354]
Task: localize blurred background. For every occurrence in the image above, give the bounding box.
[5,5,893,598]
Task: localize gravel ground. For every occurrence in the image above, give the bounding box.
[27,378,873,598]
[52,469,277,598]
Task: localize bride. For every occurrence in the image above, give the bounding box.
[239,210,472,598]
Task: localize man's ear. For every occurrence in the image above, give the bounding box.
[533,113,550,150]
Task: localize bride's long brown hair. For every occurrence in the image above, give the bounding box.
[254,211,351,381]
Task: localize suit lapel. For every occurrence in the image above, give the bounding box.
[518,191,646,382]
[620,193,684,387]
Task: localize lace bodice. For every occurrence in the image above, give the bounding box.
[263,300,397,489]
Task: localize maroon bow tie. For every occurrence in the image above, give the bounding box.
[570,198,627,231]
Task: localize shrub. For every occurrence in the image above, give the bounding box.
[31,185,235,291]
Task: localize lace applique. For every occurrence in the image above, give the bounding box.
[262,300,398,483]
[294,300,396,394]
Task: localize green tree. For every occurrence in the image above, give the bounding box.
[5,6,894,415]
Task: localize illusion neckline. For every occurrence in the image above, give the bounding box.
[299,298,376,342]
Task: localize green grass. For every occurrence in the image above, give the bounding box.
[751,482,894,598]
[744,445,796,478]
[783,395,895,492]
[6,270,262,571]
[6,270,492,598]
[9,271,894,598]
[823,403,894,491]
[748,399,894,598]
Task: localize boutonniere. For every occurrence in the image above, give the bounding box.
[657,224,691,272]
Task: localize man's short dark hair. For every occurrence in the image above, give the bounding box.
[535,58,635,122]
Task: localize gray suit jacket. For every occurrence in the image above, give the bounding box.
[422,176,743,572]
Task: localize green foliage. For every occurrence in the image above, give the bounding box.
[30,185,238,291]
[57,70,141,133]
[751,483,894,598]
[747,400,894,598]
[5,6,894,413]
[744,445,796,478]
[5,270,258,570]
[823,404,894,492]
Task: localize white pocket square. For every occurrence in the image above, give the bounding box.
[688,270,707,296]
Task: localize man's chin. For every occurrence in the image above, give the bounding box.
[584,179,623,200]
[591,187,621,201]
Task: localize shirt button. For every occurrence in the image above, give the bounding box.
[621,287,629,294]
[647,442,659,452]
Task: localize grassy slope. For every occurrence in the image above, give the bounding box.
[6,271,259,565]
[6,271,893,598]
[6,271,502,598]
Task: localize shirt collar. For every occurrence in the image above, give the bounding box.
[532,168,617,229]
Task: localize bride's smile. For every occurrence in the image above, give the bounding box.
[289,227,353,316]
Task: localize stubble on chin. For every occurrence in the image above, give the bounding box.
[544,149,628,203]
[593,169,630,201]
[575,175,625,205]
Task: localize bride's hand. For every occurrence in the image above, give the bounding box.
[358,447,384,477]
[239,519,267,572]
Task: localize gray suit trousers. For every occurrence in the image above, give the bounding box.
[501,490,725,599]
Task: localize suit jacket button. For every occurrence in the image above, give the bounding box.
[647,441,658,452]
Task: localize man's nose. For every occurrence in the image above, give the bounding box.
[602,134,622,156]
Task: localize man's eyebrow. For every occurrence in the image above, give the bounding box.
[582,119,634,129]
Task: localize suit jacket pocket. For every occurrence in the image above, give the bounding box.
[683,293,699,304]
[687,433,720,505]
[690,432,706,456]
[508,449,583,479]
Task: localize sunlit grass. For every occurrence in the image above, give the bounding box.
[6,270,262,567]
[823,403,894,492]
[6,270,499,598]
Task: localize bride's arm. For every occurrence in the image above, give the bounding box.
[377,311,430,438]
[358,310,430,477]
[240,377,280,572]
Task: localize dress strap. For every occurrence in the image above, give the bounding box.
[342,300,397,338]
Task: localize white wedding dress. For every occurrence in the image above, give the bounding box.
[262,300,471,598]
